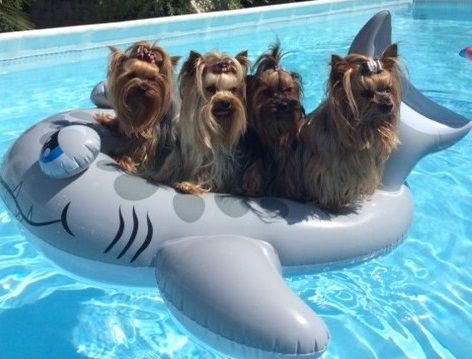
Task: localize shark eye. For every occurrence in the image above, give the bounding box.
[360,90,374,98]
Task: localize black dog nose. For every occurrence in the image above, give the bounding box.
[137,83,149,94]
[277,103,289,112]
[219,101,231,109]
[377,92,392,105]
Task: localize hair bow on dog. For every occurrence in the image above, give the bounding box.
[136,47,157,65]
[210,62,235,74]
[360,59,383,75]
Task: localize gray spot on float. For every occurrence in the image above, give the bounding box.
[259,198,289,218]
[173,194,205,222]
[114,174,158,201]
[214,195,249,218]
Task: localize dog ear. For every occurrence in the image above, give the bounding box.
[329,54,349,84]
[381,43,398,59]
[108,46,126,71]
[235,50,250,70]
[181,50,202,75]
[380,43,398,69]
[331,54,347,68]
[171,56,181,67]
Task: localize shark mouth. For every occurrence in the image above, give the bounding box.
[0,176,73,236]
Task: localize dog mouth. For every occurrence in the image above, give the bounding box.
[262,101,301,121]
[379,103,394,113]
[212,101,233,118]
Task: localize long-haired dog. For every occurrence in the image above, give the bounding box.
[155,50,249,194]
[96,41,179,174]
[299,44,401,211]
[241,41,304,198]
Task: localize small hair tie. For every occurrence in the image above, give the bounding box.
[136,47,157,65]
[210,62,235,74]
[360,59,383,75]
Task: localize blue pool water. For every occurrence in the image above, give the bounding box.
[0,1,471,358]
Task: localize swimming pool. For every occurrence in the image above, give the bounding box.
[0,0,471,358]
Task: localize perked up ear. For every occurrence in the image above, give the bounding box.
[171,56,181,67]
[330,54,350,72]
[331,54,344,66]
[380,43,398,69]
[108,46,126,71]
[181,50,202,75]
[235,50,250,71]
[381,43,398,59]
[329,54,349,84]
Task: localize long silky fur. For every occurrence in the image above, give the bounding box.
[96,41,179,174]
[156,51,249,193]
[299,44,401,211]
[241,41,304,198]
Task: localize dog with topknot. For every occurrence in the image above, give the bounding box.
[241,40,304,198]
[96,41,179,174]
[299,44,402,211]
[154,50,250,194]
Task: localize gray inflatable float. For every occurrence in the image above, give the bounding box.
[1,11,470,359]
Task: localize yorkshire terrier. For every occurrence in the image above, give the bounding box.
[241,41,304,198]
[299,44,401,211]
[155,50,249,194]
[95,41,179,174]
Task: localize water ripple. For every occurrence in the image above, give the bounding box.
[72,292,224,359]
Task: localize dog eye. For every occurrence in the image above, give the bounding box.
[229,87,238,93]
[205,85,216,94]
[378,86,391,93]
[263,89,272,96]
[284,87,293,93]
[360,90,374,98]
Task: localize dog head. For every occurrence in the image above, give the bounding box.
[178,50,249,151]
[328,44,401,127]
[247,41,304,148]
[107,41,179,137]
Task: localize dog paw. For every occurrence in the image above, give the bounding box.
[95,113,115,127]
[116,156,137,173]
[174,182,209,195]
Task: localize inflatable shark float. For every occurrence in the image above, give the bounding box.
[1,11,470,359]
